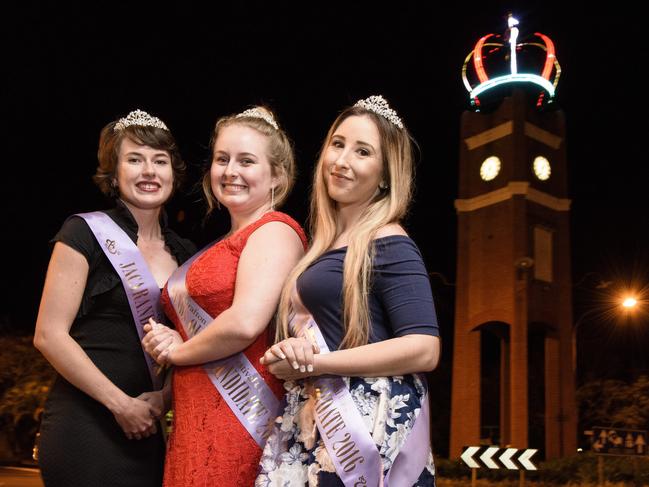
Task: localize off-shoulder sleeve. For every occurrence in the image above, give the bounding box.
[372,238,439,338]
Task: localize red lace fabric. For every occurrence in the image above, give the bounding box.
[160,212,307,487]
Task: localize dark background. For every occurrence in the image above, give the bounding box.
[2,1,647,455]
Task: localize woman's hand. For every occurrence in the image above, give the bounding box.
[260,337,319,373]
[267,358,316,381]
[138,391,165,420]
[142,319,183,365]
[111,395,160,440]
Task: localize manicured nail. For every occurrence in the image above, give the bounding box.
[307,365,313,373]
[279,353,286,359]
[292,361,299,370]
[300,365,306,373]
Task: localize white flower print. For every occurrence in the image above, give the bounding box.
[255,473,271,487]
[267,461,308,486]
[372,392,389,446]
[307,462,321,486]
[384,422,410,463]
[314,442,336,472]
[370,377,390,394]
[280,412,296,433]
[284,389,301,417]
[260,457,278,476]
[426,451,435,476]
[257,375,435,486]
[262,439,275,458]
[386,393,410,429]
[350,384,378,430]
[283,379,297,392]
[279,443,308,465]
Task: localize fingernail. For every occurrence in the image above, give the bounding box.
[279,353,286,359]
[300,365,306,373]
[292,361,299,370]
[307,365,313,373]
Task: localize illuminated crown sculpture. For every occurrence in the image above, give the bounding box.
[462,14,561,110]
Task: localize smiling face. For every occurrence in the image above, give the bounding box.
[322,115,384,209]
[210,124,276,215]
[115,137,174,210]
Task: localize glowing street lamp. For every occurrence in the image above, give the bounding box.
[622,297,638,309]
[572,289,642,377]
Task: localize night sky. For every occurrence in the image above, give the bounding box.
[3,2,647,402]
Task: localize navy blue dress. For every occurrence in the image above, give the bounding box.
[257,236,439,486]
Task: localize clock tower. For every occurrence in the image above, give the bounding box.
[449,16,576,459]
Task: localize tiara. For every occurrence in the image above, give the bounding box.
[235,108,279,130]
[114,109,169,132]
[354,95,404,129]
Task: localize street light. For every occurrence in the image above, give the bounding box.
[622,297,638,309]
[572,292,641,379]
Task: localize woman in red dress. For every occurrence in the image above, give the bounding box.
[142,106,306,486]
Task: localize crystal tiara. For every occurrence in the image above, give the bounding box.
[235,108,279,130]
[354,95,404,129]
[114,109,169,132]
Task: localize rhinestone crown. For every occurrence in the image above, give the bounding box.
[354,95,403,129]
[114,109,169,132]
[236,108,279,130]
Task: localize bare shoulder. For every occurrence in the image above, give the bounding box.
[246,221,304,252]
[375,223,408,239]
[238,221,305,278]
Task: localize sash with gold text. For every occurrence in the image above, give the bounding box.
[166,244,280,447]
[290,309,431,487]
[77,212,163,390]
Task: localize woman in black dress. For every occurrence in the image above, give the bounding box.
[34,110,194,486]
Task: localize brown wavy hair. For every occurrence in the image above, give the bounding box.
[94,120,185,197]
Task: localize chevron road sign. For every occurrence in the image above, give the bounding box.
[461,446,539,470]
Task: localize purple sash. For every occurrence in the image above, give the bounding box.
[166,243,280,447]
[77,212,163,390]
[290,296,431,486]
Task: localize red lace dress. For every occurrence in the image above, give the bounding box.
[160,212,306,486]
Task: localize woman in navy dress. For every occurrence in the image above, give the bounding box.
[258,96,441,486]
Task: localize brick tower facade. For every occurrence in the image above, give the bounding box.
[449,89,576,459]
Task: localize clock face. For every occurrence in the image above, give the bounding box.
[533,156,551,180]
[480,156,501,181]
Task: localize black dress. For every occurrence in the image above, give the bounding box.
[38,201,195,487]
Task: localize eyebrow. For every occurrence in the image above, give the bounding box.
[213,150,258,159]
[332,134,377,152]
[124,151,169,158]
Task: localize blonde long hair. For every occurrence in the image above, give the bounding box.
[276,105,415,349]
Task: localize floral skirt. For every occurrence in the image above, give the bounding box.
[256,374,435,486]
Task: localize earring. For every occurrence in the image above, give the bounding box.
[379,181,388,190]
[270,186,275,210]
